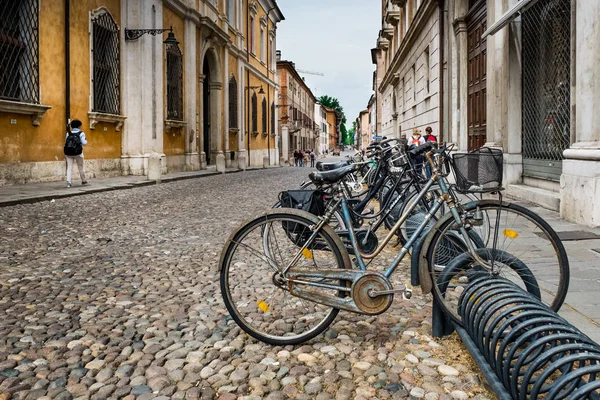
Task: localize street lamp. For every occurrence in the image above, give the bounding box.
[124,26,179,44]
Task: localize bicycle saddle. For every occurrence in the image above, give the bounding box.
[315,160,350,172]
[309,164,357,185]
[408,142,434,156]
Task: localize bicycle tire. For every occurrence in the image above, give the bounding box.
[425,201,569,326]
[220,209,351,345]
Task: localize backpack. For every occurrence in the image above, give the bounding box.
[424,134,437,143]
[64,131,83,156]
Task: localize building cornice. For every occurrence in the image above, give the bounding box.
[379,0,437,90]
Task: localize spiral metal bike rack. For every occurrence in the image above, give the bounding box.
[456,276,600,400]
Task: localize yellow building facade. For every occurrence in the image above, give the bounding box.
[0,0,283,184]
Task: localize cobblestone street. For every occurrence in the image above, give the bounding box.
[0,167,493,400]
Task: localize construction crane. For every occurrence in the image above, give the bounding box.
[296,69,325,76]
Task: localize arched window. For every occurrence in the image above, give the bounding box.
[262,97,267,134]
[271,101,275,135]
[229,75,237,128]
[0,0,39,103]
[251,92,257,133]
[91,10,120,114]
[166,43,183,120]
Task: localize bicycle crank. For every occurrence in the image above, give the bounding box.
[287,269,394,315]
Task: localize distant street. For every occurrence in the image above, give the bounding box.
[0,166,492,400]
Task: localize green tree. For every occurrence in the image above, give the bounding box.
[318,95,350,145]
[346,121,356,146]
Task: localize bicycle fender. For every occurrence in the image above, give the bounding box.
[218,208,352,272]
[418,199,511,294]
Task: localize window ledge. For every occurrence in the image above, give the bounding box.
[88,112,127,131]
[261,131,268,137]
[0,99,52,126]
[229,128,240,135]
[164,119,187,131]
[252,131,259,136]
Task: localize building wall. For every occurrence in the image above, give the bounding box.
[379,0,440,139]
[0,0,284,182]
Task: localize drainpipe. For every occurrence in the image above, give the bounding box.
[246,0,250,163]
[438,0,445,142]
[65,0,70,125]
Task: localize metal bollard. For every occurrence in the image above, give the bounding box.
[458,276,600,400]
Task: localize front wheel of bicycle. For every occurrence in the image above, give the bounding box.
[220,210,351,345]
[426,201,569,325]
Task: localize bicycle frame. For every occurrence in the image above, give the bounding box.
[282,150,490,279]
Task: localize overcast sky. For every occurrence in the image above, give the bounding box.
[276,0,380,128]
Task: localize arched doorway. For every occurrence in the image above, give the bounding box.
[200,46,222,167]
[203,57,211,165]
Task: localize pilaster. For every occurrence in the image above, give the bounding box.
[560,0,600,227]
[184,18,200,171]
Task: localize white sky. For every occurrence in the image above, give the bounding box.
[276,0,381,128]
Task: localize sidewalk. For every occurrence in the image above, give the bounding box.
[0,165,271,207]
[1,164,599,342]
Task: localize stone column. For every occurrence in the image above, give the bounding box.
[237,62,247,169]
[223,45,231,168]
[561,0,600,226]
[184,18,199,171]
[281,125,289,165]
[198,74,207,169]
[210,81,226,172]
[484,0,509,149]
[120,0,164,175]
[452,14,468,150]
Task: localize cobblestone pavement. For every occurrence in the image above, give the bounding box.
[0,167,493,400]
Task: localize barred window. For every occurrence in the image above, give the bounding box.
[262,97,267,134]
[0,0,39,103]
[251,92,257,132]
[271,101,275,134]
[166,43,183,120]
[92,11,120,114]
[229,75,237,128]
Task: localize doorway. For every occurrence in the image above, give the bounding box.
[466,0,487,150]
[203,57,211,165]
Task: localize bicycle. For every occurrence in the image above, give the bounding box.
[219,143,570,345]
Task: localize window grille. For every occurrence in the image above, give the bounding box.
[262,97,267,134]
[92,11,120,114]
[522,0,571,180]
[229,75,237,128]
[271,101,275,134]
[251,92,257,132]
[0,0,39,103]
[166,43,183,120]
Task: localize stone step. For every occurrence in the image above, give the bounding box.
[506,184,560,212]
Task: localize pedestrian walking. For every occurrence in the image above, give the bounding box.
[410,128,425,177]
[298,150,303,167]
[310,150,315,167]
[293,150,299,167]
[64,119,88,188]
[423,126,437,179]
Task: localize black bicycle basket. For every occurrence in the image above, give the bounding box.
[452,147,503,192]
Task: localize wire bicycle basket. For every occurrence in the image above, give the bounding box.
[452,148,503,193]
[388,145,409,174]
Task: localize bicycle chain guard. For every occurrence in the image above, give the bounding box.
[287,269,394,315]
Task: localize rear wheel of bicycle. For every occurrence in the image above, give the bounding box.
[426,202,569,325]
[220,211,350,345]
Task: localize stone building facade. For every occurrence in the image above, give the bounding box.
[374,0,599,227]
[0,0,283,184]
[276,54,317,161]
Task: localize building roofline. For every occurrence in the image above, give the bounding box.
[276,60,317,102]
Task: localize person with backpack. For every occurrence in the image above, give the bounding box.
[309,150,316,167]
[409,128,426,178]
[423,126,437,178]
[64,119,88,188]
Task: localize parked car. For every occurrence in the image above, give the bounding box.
[332,149,341,156]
